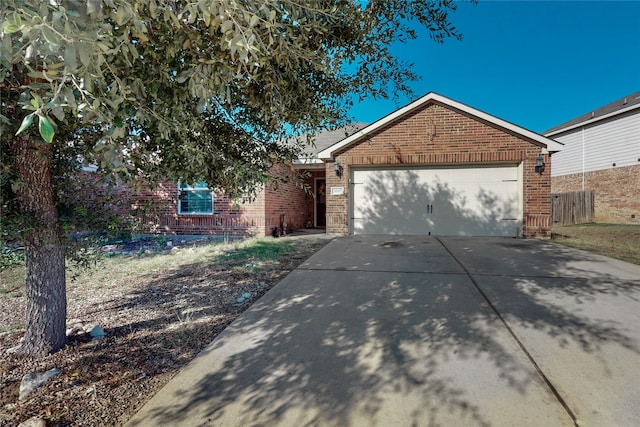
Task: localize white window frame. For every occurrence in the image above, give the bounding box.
[177,181,214,215]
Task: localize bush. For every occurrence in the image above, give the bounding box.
[0,243,24,269]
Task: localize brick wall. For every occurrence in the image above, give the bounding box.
[326,102,553,238]
[552,165,639,223]
[325,162,348,232]
[264,164,318,234]
[132,181,266,236]
[131,165,323,236]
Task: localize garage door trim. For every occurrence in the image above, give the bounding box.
[349,164,523,237]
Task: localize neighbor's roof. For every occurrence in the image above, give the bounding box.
[544,91,640,136]
[318,92,564,160]
[293,122,368,165]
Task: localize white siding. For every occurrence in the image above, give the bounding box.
[551,131,584,177]
[551,110,640,177]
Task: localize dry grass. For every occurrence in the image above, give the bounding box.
[551,223,640,265]
[0,234,331,426]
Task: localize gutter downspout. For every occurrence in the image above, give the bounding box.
[581,126,585,190]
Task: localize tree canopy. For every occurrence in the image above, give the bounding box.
[1,0,466,193]
[0,0,469,356]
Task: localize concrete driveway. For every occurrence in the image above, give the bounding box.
[126,236,640,427]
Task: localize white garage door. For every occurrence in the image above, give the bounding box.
[351,165,520,236]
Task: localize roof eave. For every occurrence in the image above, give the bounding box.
[544,103,640,137]
[291,158,325,169]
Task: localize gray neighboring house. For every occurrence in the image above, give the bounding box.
[544,92,640,223]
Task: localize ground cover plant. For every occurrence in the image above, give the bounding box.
[551,223,640,265]
[0,233,330,426]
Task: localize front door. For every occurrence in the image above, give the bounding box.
[316,179,326,227]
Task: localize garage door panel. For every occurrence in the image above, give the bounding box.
[352,166,519,236]
[352,169,430,235]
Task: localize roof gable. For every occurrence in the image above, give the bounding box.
[318,92,564,159]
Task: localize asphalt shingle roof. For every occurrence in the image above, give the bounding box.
[544,91,640,135]
[296,122,368,159]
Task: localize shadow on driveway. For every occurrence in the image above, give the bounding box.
[126,236,640,427]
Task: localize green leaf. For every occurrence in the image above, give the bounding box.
[15,113,35,135]
[33,93,44,108]
[64,44,77,70]
[63,87,77,110]
[77,42,91,66]
[1,33,12,68]
[87,0,102,15]
[42,27,60,48]
[51,106,65,122]
[115,7,128,26]
[38,115,55,143]
[176,70,192,83]
[2,15,23,34]
[149,0,158,18]
[3,22,21,34]
[196,98,206,114]
[221,20,233,33]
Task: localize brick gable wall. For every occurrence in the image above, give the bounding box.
[325,102,553,238]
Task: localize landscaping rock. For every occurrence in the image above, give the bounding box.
[19,369,62,400]
[6,343,22,354]
[66,326,82,337]
[18,416,46,427]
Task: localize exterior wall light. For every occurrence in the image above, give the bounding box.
[535,155,545,174]
[334,160,342,177]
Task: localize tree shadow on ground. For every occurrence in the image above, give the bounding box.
[115,173,640,426]
[435,236,640,426]
[444,236,640,355]
[122,233,640,426]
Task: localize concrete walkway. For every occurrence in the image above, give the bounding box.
[126,236,640,427]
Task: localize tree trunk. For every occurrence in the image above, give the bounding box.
[11,135,67,357]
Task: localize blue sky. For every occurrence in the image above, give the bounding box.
[348,0,640,133]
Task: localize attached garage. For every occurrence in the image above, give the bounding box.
[351,165,521,236]
[318,92,564,238]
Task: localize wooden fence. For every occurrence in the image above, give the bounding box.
[551,190,595,226]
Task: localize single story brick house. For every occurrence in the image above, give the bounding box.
[133,124,367,237]
[137,92,564,238]
[545,92,639,223]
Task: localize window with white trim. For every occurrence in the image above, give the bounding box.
[178,181,213,214]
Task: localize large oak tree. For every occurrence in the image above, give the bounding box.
[0,0,468,357]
